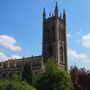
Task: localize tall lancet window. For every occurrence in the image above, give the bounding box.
[60,46,64,63]
[48,45,53,58]
[52,26,55,40]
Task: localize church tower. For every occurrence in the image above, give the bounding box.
[42,2,67,70]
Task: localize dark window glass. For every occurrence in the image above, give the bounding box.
[46,28,49,40]
[17,72,20,76]
[9,72,12,78]
[52,26,55,40]
[48,45,53,58]
[3,73,6,78]
[60,46,63,63]
[32,62,41,67]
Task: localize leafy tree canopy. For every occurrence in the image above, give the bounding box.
[0,80,36,90]
[34,58,72,90]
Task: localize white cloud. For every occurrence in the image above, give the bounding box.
[82,33,90,48]
[10,55,22,59]
[0,35,21,51]
[0,51,8,61]
[83,60,90,63]
[68,48,87,60]
[0,51,22,62]
[67,33,71,38]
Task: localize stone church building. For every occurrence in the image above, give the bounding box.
[0,3,67,80]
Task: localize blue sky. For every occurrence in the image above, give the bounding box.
[0,0,90,70]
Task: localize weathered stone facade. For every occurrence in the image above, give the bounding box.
[0,2,67,80]
[42,2,67,70]
[0,56,43,79]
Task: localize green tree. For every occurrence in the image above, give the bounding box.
[22,64,32,84]
[0,80,36,90]
[34,58,72,90]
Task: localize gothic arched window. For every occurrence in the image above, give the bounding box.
[59,28,64,41]
[59,27,61,40]
[3,73,6,78]
[52,26,55,40]
[17,72,20,76]
[46,28,49,40]
[9,72,12,78]
[60,46,63,63]
[48,45,53,58]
